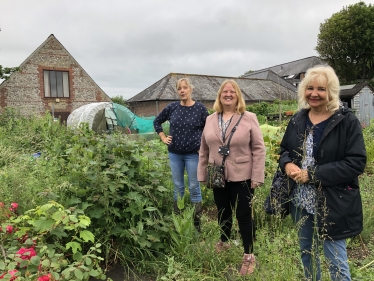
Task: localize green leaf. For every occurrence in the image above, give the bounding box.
[61,268,71,279]
[30,255,41,266]
[66,242,82,254]
[78,215,91,227]
[42,259,51,267]
[34,219,55,231]
[80,230,95,243]
[144,207,157,212]
[89,269,100,277]
[0,261,4,270]
[85,257,92,266]
[73,252,83,261]
[74,268,84,280]
[156,186,168,192]
[50,227,68,238]
[51,210,65,221]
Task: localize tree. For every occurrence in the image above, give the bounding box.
[0,65,19,80]
[316,2,374,84]
[111,95,128,107]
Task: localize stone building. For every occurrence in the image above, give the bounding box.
[127,73,297,117]
[0,34,111,123]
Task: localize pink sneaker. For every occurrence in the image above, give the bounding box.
[214,241,231,253]
[240,253,256,275]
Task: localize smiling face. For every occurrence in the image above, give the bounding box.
[220,82,238,109]
[177,80,192,102]
[305,78,329,112]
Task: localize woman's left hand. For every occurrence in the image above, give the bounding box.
[251,181,262,189]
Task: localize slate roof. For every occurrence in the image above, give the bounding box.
[243,56,323,79]
[340,83,373,99]
[242,69,297,92]
[127,73,297,103]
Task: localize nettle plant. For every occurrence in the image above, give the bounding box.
[0,201,105,280]
[60,129,172,261]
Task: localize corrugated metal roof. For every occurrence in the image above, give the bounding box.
[340,83,371,99]
[127,73,297,103]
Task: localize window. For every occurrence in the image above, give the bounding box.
[44,70,70,98]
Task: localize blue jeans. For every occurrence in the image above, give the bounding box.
[168,152,202,203]
[291,203,351,281]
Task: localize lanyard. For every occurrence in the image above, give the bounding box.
[219,113,233,143]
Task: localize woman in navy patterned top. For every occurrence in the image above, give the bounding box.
[153,78,208,231]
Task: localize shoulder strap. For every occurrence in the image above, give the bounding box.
[222,113,244,166]
[226,113,244,149]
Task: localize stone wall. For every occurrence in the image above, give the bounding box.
[129,100,215,117]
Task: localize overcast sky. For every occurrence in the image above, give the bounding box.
[1,0,373,99]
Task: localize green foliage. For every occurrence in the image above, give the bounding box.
[316,2,374,83]
[207,108,215,115]
[363,121,374,173]
[168,206,196,255]
[0,65,19,80]
[60,130,172,261]
[246,102,269,116]
[111,95,128,107]
[1,109,374,279]
[0,201,105,280]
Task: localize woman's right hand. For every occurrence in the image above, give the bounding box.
[285,163,300,180]
[162,135,173,145]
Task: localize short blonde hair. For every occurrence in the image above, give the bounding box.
[176,78,194,92]
[213,79,246,113]
[298,65,341,112]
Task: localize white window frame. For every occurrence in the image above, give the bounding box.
[44,70,70,98]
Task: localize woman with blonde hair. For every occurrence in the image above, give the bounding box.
[279,65,366,280]
[198,79,266,275]
[153,77,208,232]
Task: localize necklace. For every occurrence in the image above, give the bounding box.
[309,110,331,125]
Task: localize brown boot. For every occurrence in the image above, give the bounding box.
[214,241,231,253]
[193,202,202,232]
[240,253,256,275]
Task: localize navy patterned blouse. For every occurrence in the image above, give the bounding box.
[291,115,330,214]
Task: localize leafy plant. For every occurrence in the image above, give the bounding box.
[0,201,105,280]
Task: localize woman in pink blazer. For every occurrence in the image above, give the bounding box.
[197,79,266,276]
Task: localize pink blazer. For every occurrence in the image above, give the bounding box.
[198,111,266,183]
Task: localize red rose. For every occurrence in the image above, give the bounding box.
[16,247,36,261]
[38,274,51,281]
[6,225,13,234]
[10,203,18,211]
[0,269,18,280]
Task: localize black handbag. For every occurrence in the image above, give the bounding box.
[264,167,293,218]
[206,113,243,189]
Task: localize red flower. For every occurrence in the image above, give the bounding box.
[0,202,4,208]
[38,274,51,281]
[16,247,36,261]
[10,203,18,211]
[6,225,13,234]
[0,269,18,280]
